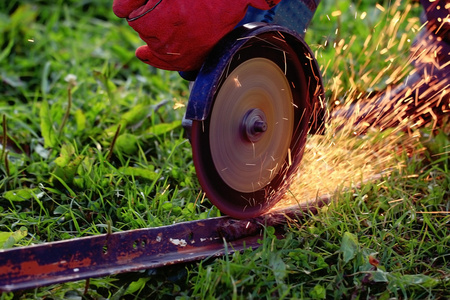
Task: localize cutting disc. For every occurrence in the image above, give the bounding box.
[191,33,312,219]
[209,58,293,193]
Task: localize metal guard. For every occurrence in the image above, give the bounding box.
[185,23,326,134]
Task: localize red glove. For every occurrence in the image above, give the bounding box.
[113,0,281,72]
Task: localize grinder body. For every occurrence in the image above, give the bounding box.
[238,0,320,38]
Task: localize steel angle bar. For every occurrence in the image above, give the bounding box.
[0,196,330,292]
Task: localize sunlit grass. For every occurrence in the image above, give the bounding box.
[0,0,449,299]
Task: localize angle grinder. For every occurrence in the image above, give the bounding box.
[183,0,326,219]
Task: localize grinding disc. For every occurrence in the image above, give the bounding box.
[209,58,294,193]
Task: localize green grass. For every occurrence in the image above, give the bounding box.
[1,0,449,299]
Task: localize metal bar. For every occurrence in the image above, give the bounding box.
[0,197,330,292]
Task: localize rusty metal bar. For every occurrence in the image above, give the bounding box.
[0,197,330,292]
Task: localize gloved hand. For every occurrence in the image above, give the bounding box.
[113,0,281,72]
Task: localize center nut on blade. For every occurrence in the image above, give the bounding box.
[242,108,268,142]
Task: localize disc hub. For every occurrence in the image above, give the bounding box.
[242,108,268,142]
